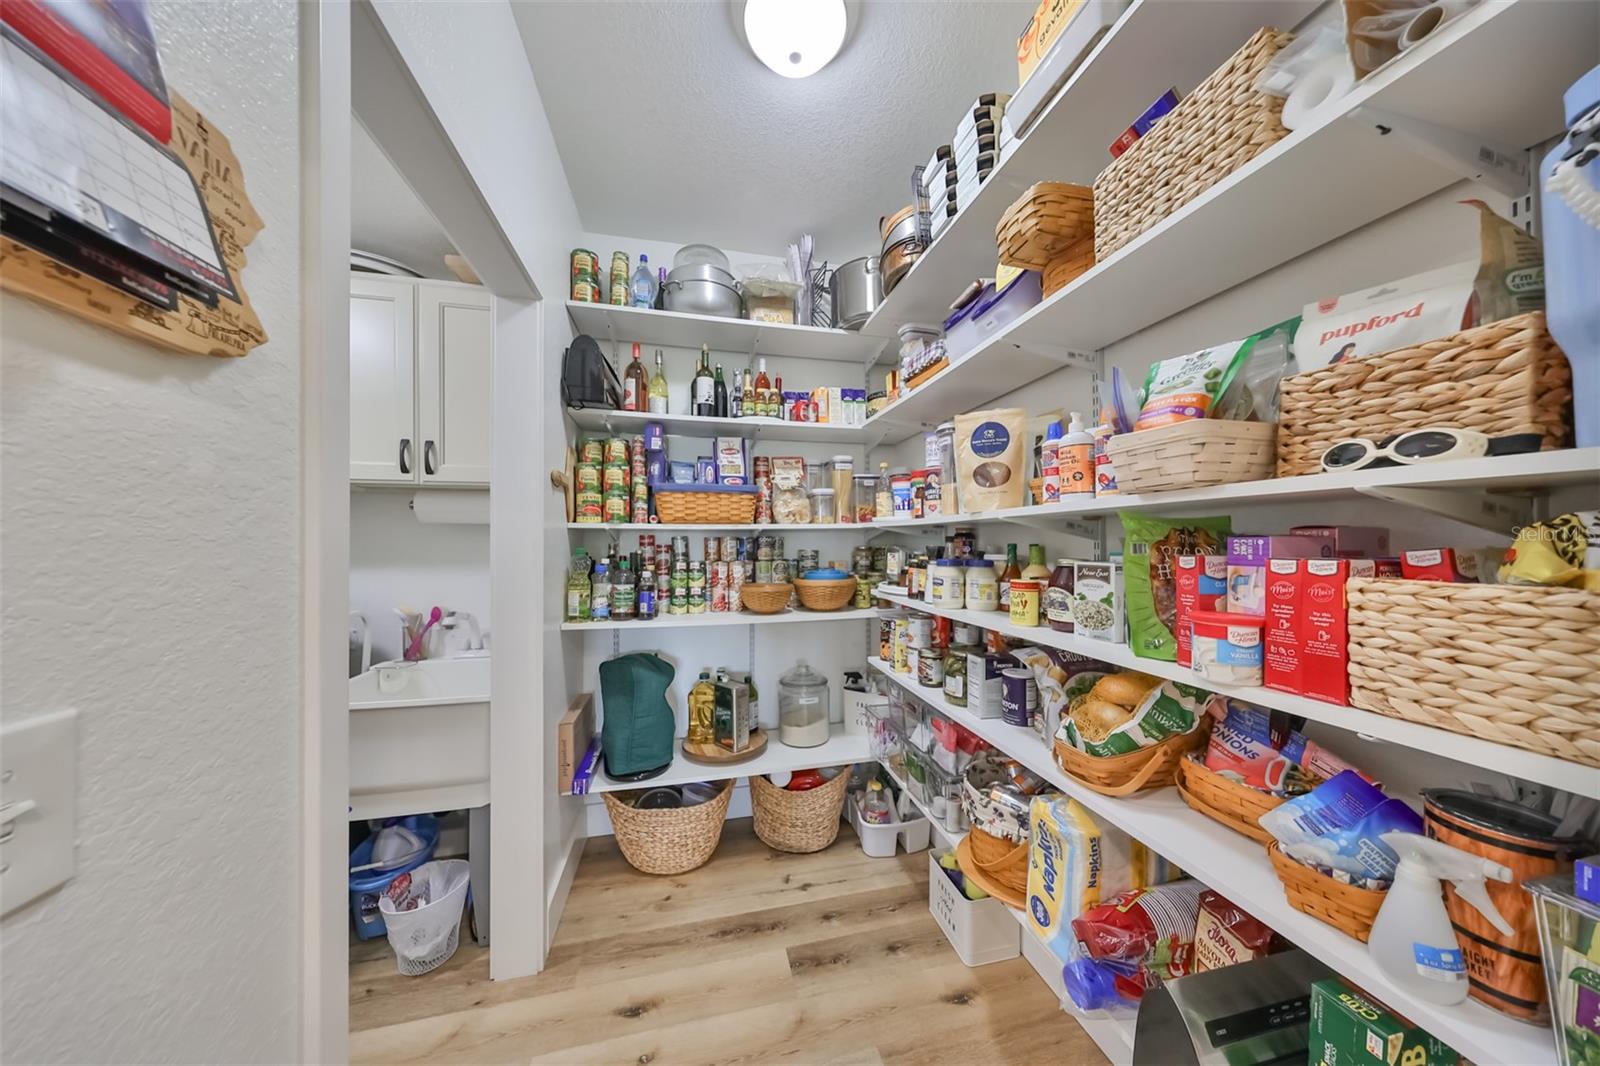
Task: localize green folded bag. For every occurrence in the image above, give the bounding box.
[599,652,676,780]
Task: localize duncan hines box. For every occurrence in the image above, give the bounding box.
[1295,201,1543,372]
[1174,554,1226,668]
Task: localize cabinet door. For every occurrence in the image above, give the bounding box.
[417,283,492,485]
[349,277,417,483]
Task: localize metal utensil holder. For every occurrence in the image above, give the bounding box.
[809,262,834,328]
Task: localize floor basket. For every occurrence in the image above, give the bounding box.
[995,182,1094,270]
[1346,578,1600,767]
[1052,724,1208,797]
[1275,311,1572,477]
[603,779,734,875]
[1268,842,1385,942]
[1103,420,1276,494]
[1175,755,1284,845]
[794,576,858,612]
[750,768,850,853]
[740,582,793,614]
[1093,27,1292,260]
[652,483,759,525]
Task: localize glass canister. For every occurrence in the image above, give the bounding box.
[828,456,855,522]
[943,644,972,706]
[778,660,831,748]
[934,421,958,513]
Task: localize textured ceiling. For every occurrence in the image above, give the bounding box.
[511,0,1023,263]
[350,118,459,279]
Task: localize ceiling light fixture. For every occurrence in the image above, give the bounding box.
[743,0,848,79]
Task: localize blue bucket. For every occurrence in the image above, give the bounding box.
[349,815,440,940]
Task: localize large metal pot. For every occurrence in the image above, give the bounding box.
[662,262,741,318]
[831,256,883,331]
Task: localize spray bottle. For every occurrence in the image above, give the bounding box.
[1369,831,1513,1006]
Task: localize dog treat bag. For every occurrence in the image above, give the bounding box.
[955,408,1027,512]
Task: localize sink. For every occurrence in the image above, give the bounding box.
[349,657,489,820]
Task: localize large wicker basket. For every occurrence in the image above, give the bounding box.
[1103,420,1276,494]
[652,484,759,524]
[1347,578,1600,767]
[750,768,850,853]
[1052,724,1209,797]
[1042,239,1095,298]
[1175,755,1285,845]
[1268,842,1385,942]
[602,780,734,875]
[739,582,793,615]
[1275,312,1572,477]
[1094,28,1292,259]
[996,182,1093,270]
[794,576,858,612]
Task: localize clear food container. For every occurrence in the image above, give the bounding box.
[778,660,831,748]
[812,487,836,524]
[1526,874,1600,1066]
[925,762,969,834]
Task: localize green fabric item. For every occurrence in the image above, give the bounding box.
[599,652,676,777]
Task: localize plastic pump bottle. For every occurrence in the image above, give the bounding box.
[1368,831,1513,1006]
[1060,412,1095,495]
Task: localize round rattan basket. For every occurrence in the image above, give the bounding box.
[1175,755,1285,845]
[1052,725,1208,797]
[794,576,858,612]
[740,582,793,615]
[750,768,850,853]
[1268,842,1386,942]
[602,780,734,875]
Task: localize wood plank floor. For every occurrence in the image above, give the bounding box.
[350,819,1107,1065]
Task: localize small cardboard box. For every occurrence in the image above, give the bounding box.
[1264,559,1304,696]
[1227,534,1333,617]
[713,680,751,752]
[1016,0,1087,86]
[1309,978,1460,1066]
[557,692,595,791]
[1174,554,1226,667]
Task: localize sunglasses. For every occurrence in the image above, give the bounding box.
[1320,428,1491,471]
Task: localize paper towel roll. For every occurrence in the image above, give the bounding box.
[1282,53,1357,132]
[410,490,489,525]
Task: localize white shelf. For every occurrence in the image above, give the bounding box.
[566,522,870,533]
[862,343,1087,443]
[860,0,1323,338]
[868,658,1554,1065]
[1003,906,1139,1066]
[871,588,1598,797]
[587,723,870,793]
[867,449,1600,531]
[565,406,878,445]
[566,301,888,364]
[560,606,879,632]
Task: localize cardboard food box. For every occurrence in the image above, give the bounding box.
[1174,554,1227,668]
[1226,534,1334,616]
[1265,558,1364,705]
[557,692,595,791]
[713,680,751,752]
[1400,548,1479,582]
[1309,978,1460,1066]
[1016,0,1087,88]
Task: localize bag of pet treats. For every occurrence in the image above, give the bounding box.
[1122,513,1230,661]
[1133,318,1302,430]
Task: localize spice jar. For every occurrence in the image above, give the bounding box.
[1009,579,1042,626]
[812,487,836,524]
[965,558,999,611]
[1047,559,1076,633]
[928,559,965,608]
[943,645,972,706]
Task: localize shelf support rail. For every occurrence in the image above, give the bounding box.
[1352,483,1534,534]
[1348,105,1530,200]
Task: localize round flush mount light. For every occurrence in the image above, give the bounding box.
[742,0,849,79]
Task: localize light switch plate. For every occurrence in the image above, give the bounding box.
[2,708,77,915]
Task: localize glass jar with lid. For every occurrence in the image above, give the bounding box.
[778,659,831,748]
[943,644,972,706]
[812,487,836,524]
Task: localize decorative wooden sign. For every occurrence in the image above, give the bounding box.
[1,91,266,358]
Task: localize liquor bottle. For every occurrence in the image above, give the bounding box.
[648,349,669,413]
[998,543,1021,611]
[692,346,715,416]
[652,266,667,310]
[713,363,728,418]
[753,357,772,418]
[773,375,784,419]
[622,342,649,412]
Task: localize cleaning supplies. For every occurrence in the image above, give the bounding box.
[1059,412,1094,495]
[1369,832,1513,1006]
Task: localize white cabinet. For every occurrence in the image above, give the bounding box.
[349,276,492,486]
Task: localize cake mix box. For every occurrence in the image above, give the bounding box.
[1400,548,1478,582]
[1174,554,1227,667]
[1300,559,1357,705]
[1263,559,1304,695]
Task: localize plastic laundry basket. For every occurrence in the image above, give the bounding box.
[377,859,471,976]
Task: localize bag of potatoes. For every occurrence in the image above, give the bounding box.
[955,408,1027,512]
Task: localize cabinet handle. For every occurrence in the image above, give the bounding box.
[399,438,412,474]
[423,440,437,476]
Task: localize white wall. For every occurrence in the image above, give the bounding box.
[0,2,303,1060]
[349,491,490,665]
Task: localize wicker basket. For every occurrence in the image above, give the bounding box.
[750,768,850,853]
[652,485,758,525]
[1052,724,1208,797]
[1094,28,1292,260]
[963,826,1030,903]
[1175,755,1284,845]
[1347,578,1600,767]
[794,576,858,612]
[1041,238,1095,299]
[740,582,793,615]
[1102,421,1276,494]
[1268,842,1385,942]
[602,780,734,875]
[996,183,1094,270]
[1275,312,1573,477]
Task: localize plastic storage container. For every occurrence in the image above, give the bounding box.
[928,850,1023,966]
[348,815,440,940]
[811,487,836,524]
[1526,873,1600,1066]
[846,787,932,858]
[942,271,1043,364]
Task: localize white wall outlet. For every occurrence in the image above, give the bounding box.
[1,708,78,915]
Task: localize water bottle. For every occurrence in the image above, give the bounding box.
[630,254,658,308]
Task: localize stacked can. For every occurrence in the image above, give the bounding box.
[669,554,688,615]
[687,561,707,614]
[629,434,649,523]
[608,251,629,306]
[602,436,630,524]
[570,249,600,303]
[752,456,773,525]
[575,437,604,523]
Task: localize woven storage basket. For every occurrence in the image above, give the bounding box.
[1275,311,1573,477]
[966,826,1030,899]
[1052,724,1208,797]
[740,582,793,615]
[996,183,1094,270]
[1346,578,1600,767]
[652,485,758,525]
[1175,755,1284,845]
[602,780,734,875]
[750,768,850,853]
[1103,421,1276,494]
[794,576,858,612]
[1268,842,1385,942]
[1093,28,1292,260]
[1041,238,1095,299]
